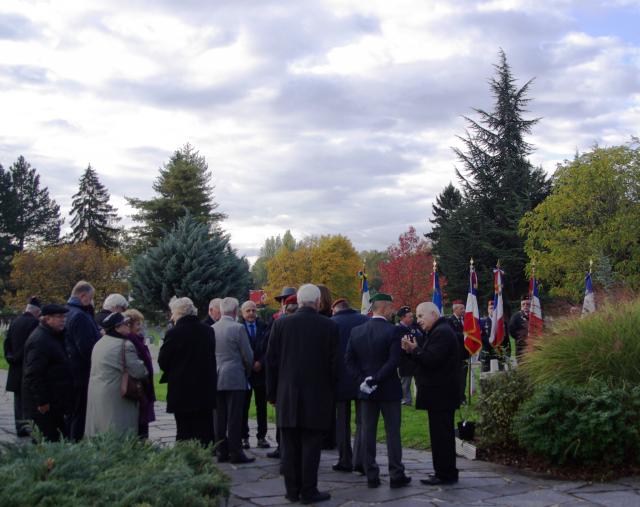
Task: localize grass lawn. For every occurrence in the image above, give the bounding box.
[0,332,8,369]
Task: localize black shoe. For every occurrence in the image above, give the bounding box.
[332,463,353,472]
[420,476,458,486]
[367,478,381,488]
[300,491,331,504]
[257,438,271,449]
[242,438,250,449]
[267,448,280,459]
[217,454,229,463]
[353,465,365,475]
[17,429,31,438]
[390,475,412,489]
[284,492,299,502]
[230,454,255,464]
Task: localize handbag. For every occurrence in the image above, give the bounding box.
[121,340,144,401]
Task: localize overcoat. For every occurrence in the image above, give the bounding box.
[4,312,39,393]
[331,308,369,401]
[213,316,253,391]
[266,306,339,430]
[241,318,271,387]
[85,333,147,437]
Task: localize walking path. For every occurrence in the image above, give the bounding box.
[2,369,639,506]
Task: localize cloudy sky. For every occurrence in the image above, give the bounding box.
[1,0,639,261]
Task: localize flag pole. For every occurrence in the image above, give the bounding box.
[467,258,473,407]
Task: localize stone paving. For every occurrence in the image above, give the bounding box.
[2,369,640,506]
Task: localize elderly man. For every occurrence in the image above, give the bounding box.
[65,280,101,441]
[267,284,339,505]
[346,293,411,489]
[204,298,222,326]
[509,297,530,357]
[95,293,129,329]
[214,297,254,464]
[22,304,74,442]
[240,300,271,449]
[4,296,41,436]
[402,302,460,485]
[448,300,468,404]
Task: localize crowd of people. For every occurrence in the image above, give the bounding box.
[3,280,528,505]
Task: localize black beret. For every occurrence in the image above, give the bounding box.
[28,296,42,308]
[397,306,411,318]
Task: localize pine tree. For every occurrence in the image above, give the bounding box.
[69,165,121,249]
[431,50,550,304]
[127,144,226,246]
[426,182,462,245]
[130,214,250,315]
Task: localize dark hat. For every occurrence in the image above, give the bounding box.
[369,293,393,303]
[41,304,69,316]
[102,312,131,330]
[275,287,297,302]
[28,296,42,308]
[397,306,411,318]
[452,299,464,305]
[284,294,297,305]
[331,298,348,309]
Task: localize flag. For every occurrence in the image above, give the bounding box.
[249,290,266,306]
[582,272,596,316]
[489,267,505,348]
[463,264,482,356]
[432,267,443,316]
[528,274,544,338]
[358,268,370,315]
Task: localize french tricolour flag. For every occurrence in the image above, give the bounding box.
[359,269,370,315]
[528,274,544,338]
[432,267,443,316]
[582,272,596,316]
[463,264,482,356]
[489,267,505,348]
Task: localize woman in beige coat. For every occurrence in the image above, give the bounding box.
[85,312,148,437]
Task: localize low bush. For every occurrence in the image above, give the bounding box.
[521,298,640,387]
[514,381,640,467]
[0,433,229,506]
[476,369,532,451]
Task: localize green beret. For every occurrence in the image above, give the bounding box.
[369,293,393,303]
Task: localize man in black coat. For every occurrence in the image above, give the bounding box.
[448,300,468,404]
[159,297,217,447]
[396,306,422,406]
[266,284,339,505]
[345,293,411,489]
[330,298,369,473]
[240,300,271,449]
[508,297,530,358]
[4,296,41,436]
[402,301,460,485]
[22,304,74,442]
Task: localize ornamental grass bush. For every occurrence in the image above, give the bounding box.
[514,381,640,467]
[521,298,640,388]
[0,433,229,506]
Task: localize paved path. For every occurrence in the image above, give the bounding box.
[2,369,640,506]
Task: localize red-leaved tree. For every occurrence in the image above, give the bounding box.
[378,226,445,311]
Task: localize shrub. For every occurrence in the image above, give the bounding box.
[0,433,229,506]
[476,369,532,451]
[521,298,640,388]
[514,382,640,467]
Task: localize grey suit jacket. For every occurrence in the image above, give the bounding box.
[213,316,253,390]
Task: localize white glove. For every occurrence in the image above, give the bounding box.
[360,376,378,395]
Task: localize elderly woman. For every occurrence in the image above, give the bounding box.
[123,308,156,439]
[158,297,217,446]
[85,312,148,437]
[95,293,129,329]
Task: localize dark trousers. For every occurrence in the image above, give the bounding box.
[427,409,458,481]
[174,410,214,447]
[336,400,360,468]
[361,400,405,481]
[69,381,88,441]
[352,400,363,469]
[33,410,67,442]
[13,391,29,435]
[459,360,469,403]
[280,427,324,500]
[215,390,246,458]
[401,376,413,404]
[242,383,267,440]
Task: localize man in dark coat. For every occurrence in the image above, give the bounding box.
[240,300,272,449]
[330,298,369,473]
[396,305,422,406]
[345,293,411,489]
[402,302,460,485]
[266,284,339,505]
[448,300,468,404]
[64,281,101,441]
[22,304,74,442]
[508,297,530,358]
[159,297,217,447]
[4,296,41,436]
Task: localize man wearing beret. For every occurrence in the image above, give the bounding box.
[22,304,74,442]
[345,293,411,489]
[4,296,41,437]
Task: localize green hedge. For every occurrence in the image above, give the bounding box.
[0,433,229,506]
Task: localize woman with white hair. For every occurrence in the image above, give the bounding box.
[95,293,129,329]
[158,297,218,446]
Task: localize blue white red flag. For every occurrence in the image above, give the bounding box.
[582,272,596,316]
[528,274,544,338]
[359,268,370,315]
[432,267,443,316]
[489,267,505,348]
[463,263,482,356]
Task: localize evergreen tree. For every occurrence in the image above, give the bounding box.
[127,144,226,246]
[431,50,550,304]
[426,183,462,245]
[69,165,121,249]
[130,214,250,315]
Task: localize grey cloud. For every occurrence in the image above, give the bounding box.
[42,119,80,132]
[0,65,49,85]
[0,13,39,40]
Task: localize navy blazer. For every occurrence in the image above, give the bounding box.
[331,309,369,401]
[345,318,403,402]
